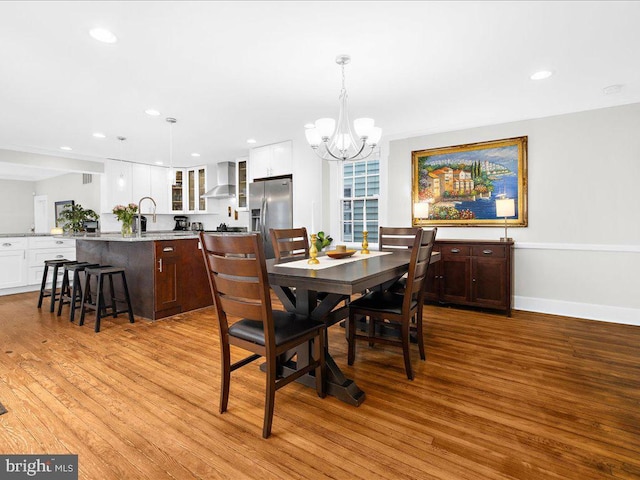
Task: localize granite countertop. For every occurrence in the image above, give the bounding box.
[0,231,201,241]
[0,233,60,238]
[74,231,201,242]
[1,230,250,241]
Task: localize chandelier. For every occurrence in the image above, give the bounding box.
[305,55,382,161]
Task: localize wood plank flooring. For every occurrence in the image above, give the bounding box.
[1,291,639,479]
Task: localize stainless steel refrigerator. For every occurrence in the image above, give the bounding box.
[249,177,293,258]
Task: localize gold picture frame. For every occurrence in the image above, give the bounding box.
[412,136,528,227]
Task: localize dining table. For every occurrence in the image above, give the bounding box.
[266,249,441,406]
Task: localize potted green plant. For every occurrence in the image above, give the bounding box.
[57,203,99,235]
[314,231,333,251]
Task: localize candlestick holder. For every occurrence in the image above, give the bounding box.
[361,230,370,254]
[308,233,320,264]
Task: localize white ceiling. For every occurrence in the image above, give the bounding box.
[0,1,639,180]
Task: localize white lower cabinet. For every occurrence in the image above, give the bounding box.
[27,237,76,286]
[0,236,77,294]
[0,238,27,289]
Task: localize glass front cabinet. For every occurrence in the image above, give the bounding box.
[236,157,248,210]
[172,166,208,213]
[171,169,185,213]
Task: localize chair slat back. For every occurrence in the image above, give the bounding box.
[404,228,438,310]
[270,227,310,261]
[200,232,274,343]
[379,227,422,251]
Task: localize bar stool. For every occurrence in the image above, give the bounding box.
[56,262,101,322]
[79,266,135,333]
[37,259,78,312]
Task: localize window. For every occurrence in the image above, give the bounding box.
[341,158,379,243]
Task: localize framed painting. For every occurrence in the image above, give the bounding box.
[412,136,528,227]
[54,200,74,227]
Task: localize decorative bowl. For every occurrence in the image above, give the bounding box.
[326,249,357,259]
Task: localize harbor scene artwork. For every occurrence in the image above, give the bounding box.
[412,136,528,227]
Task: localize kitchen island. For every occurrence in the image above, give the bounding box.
[76,232,213,320]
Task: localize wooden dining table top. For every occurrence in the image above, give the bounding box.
[266,250,440,295]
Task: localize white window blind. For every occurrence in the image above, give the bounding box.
[341,158,379,243]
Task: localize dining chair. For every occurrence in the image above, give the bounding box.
[269,227,310,261]
[379,226,437,321]
[379,226,422,292]
[347,228,437,380]
[199,232,326,438]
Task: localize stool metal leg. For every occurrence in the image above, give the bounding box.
[108,274,117,318]
[79,272,91,327]
[49,264,62,313]
[95,273,105,333]
[120,271,135,324]
[37,264,50,308]
[69,269,83,323]
[56,267,71,317]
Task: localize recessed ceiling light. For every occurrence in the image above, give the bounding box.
[247,138,257,144]
[304,123,315,129]
[60,146,72,151]
[602,84,623,95]
[530,70,553,80]
[191,153,201,157]
[145,109,160,116]
[155,161,164,165]
[93,132,106,138]
[89,28,117,44]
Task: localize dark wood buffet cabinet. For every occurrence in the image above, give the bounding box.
[425,239,513,316]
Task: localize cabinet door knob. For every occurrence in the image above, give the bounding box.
[450,248,460,253]
[482,249,493,255]
[56,240,64,244]
[472,278,476,282]
[2,243,11,247]
[55,254,63,258]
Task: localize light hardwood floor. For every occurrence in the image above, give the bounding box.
[1,291,639,479]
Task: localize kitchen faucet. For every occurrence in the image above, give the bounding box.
[137,196,157,238]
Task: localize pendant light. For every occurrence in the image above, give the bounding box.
[166,117,177,186]
[117,136,126,189]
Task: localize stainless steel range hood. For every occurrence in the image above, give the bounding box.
[201,161,236,198]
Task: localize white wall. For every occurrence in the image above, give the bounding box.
[36,173,102,231]
[384,103,640,325]
[0,179,35,233]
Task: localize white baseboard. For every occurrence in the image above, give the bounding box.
[514,296,640,326]
[0,285,40,296]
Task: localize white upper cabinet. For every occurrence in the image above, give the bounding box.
[101,160,209,215]
[102,159,133,212]
[149,166,170,214]
[131,163,151,203]
[249,140,292,181]
[103,160,173,214]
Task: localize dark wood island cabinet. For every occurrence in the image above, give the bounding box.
[425,239,513,316]
[76,236,212,320]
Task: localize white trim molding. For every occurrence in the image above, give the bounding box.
[515,242,640,254]
[515,296,640,326]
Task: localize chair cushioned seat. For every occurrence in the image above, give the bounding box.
[349,290,417,316]
[229,310,324,346]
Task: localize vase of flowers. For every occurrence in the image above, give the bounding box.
[113,203,138,237]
